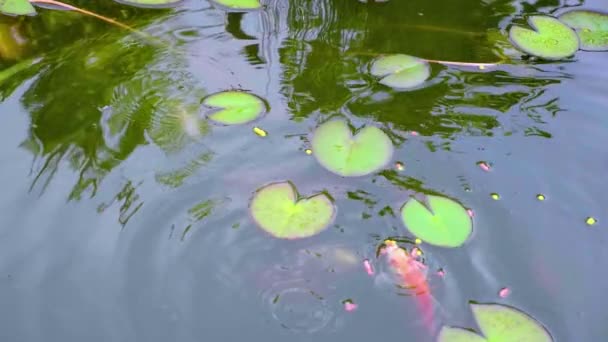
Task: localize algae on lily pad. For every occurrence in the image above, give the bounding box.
[211,0,262,10]
[370,54,430,89]
[0,0,35,16]
[508,15,579,60]
[400,195,472,248]
[559,10,608,51]
[202,91,267,125]
[114,0,183,7]
[437,303,553,342]
[250,181,336,239]
[311,119,393,177]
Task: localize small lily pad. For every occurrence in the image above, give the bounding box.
[114,0,183,7]
[249,181,336,239]
[438,303,553,342]
[202,91,267,125]
[508,15,579,60]
[211,0,262,10]
[0,0,36,16]
[311,119,393,177]
[400,195,472,248]
[559,10,608,51]
[370,54,430,89]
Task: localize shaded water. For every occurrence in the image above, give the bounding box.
[0,0,607,341]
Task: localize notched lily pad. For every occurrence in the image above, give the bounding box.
[202,91,267,125]
[508,15,579,60]
[370,54,430,89]
[211,0,262,10]
[438,303,553,342]
[400,195,472,248]
[559,10,608,51]
[311,119,394,177]
[114,0,183,8]
[249,181,336,239]
[0,0,36,16]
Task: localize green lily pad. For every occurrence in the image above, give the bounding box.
[114,0,183,7]
[202,91,267,125]
[0,0,36,16]
[559,10,608,51]
[249,181,336,239]
[211,0,262,10]
[438,303,553,342]
[508,15,579,60]
[311,119,393,177]
[370,54,430,89]
[400,195,472,248]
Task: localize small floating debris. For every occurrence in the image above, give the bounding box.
[363,259,374,276]
[536,194,546,201]
[467,209,474,218]
[409,131,419,136]
[491,193,500,200]
[478,161,491,172]
[586,217,597,226]
[437,268,445,277]
[342,299,358,312]
[253,126,267,137]
[415,238,422,244]
[499,287,511,298]
[395,161,405,171]
[305,148,312,155]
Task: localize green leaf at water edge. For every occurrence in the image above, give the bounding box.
[211,0,262,10]
[113,0,183,8]
[559,10,608,51]
[249,181,336,239]
[400,195,472,248]
[437,327,486,342]
[508,16,579,60]
[311,119,394,177]
[370,54,430,89]
[472,303,553,342]
[202,91,267,125]
[0,0,36,16]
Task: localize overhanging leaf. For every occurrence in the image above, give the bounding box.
[311,119,394,177]
[400,195,472,248]
[508,15,579,60]
[0,0,36,16]
[249,181,336,239]
[559,10,608,51]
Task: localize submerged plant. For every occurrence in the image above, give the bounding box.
[437,303,553,342]
[311,119,394,177]
[559,10,608,51]
[508,15,579,60]
[249,181,336,239]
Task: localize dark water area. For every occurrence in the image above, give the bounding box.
[0,0,607,341]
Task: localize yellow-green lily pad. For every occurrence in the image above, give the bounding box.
[370,54,430,89]
[0,0,35,16]
[249,181,336,239]
[559,10,608,51]
[438,303,553,342]
[311,119,394,177]
[202,91,267,125]
[114,0,183,7]
[509,15,579,60]
[400,195,472,248]
[211,0,262,10]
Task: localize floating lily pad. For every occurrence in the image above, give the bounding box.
[370,54,430,89]
[311,119,393,177]
[438,303,553,342]
[559,10,608,51]
[114,0,183,7]
[211,0,262,10]
[508,16,579,60]
[0,0,36,16]
[249,181,336,239]
[202,91,267,125]
[400,195,472,248]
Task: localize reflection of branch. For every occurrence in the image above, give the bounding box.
[29,0,166,46]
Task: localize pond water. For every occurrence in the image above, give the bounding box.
[0,0,607,341]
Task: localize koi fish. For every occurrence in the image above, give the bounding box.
[382,239,434,334]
